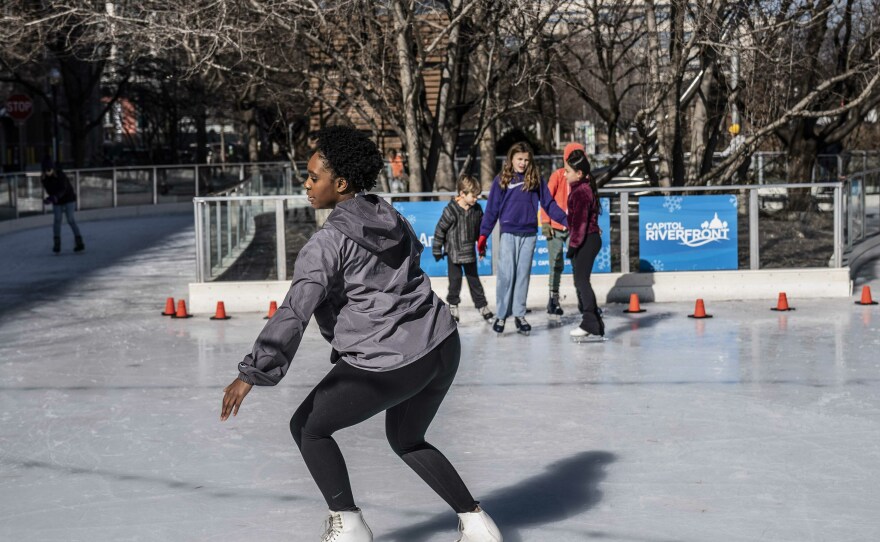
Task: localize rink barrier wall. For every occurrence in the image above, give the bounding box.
[187,268,851,314]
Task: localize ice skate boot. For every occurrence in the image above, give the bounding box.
[449,304,460,322]
[492,318,505,334]
[547,292,563,324]
[52,236,61,254]
[320,509,373,542]
[514,317,531,336]
[479,305,494,322]
[457,507,502,542]
[74,235,85,252]
[570,326,604,343]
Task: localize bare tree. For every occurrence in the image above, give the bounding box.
[550,0,647,153]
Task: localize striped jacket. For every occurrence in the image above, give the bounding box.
[432,200,483,264]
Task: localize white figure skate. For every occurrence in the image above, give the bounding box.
[457,507,502,541]
[320,509,373,542]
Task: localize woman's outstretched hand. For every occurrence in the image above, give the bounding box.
[221,378,253,420]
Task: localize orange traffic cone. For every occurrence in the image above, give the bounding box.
[172,299,193,319]
[264,301,278,320]
[855,285,878,305]
[688,298,712,319]
[162,297,175,316]
[623,293,646,313]
[771,292,795,311]
[210,301,232,320]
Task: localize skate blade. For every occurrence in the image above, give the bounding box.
[571,335,607,343]
[517,330,531,336]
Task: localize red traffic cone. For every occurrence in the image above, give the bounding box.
[688,298,712,319]
[162,297,175,316]
[264,301,278,320]
[771,292,794,311]
[210,301,232,320]
[855,285,878,305]
[623,293,646,313]
[172,299,193,319]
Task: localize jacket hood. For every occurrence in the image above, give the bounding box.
[563,142,585,161]
[325,194,414,261]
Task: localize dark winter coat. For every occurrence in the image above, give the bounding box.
[432,200,483,264]
[41,170,77,205]
[567,178,601,250]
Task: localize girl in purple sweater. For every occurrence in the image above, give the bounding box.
[478,142,568,335]
[564,149,605,340]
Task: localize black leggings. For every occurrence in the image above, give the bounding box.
[289,330,477,513]
[573,233,604,335]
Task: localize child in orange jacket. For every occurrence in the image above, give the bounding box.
[540,143,584,318]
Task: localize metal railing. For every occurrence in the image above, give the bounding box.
[193,180,871,283]
[5,151,878,223]
[0,161,302,222]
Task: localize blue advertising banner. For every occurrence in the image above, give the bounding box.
[639,195,738,271]
[393,201,493,277]
[532,197,612,274]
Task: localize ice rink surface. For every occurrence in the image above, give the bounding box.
[2,215,880,542]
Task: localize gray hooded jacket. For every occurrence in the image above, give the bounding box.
[238,194,456,385]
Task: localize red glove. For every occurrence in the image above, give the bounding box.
[477,235,488,257]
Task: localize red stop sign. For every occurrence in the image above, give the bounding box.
[5,94,34,122]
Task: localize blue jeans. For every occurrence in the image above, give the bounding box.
[496,233,537,319]
[53,202,81,238]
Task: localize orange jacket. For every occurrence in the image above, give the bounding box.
[540,142,584,231]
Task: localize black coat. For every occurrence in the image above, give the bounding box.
[41,170,77,205]
[432,200,483,264]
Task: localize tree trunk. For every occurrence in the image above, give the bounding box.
[425,0,463,193]
[787,135,818,211]
[391,1,425,193]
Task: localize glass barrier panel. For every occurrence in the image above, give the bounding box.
[201,165,243,194]
[78,171,113,209]
[758,193,835,269]
[157,167,195,204]
[116,168,153,206]
[0,177,16,220]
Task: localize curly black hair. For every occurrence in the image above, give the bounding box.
[313,125,384,192]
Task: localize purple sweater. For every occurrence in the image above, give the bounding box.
[480,173,568,237]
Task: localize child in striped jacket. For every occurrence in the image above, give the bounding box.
[433,175,494,323]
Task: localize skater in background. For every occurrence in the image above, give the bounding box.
[432,175,494,323]
[541,142,584,321]
[564,149,605,340]
[40,157,84,254]
[221,126,502,542]
[478,142,568,335]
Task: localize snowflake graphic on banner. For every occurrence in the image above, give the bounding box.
[601,198,611,213]
[729,195,737,207]
[596,245,611,270]
[662,196,683,213]
[651,259,665,271]
[407,214,417,224]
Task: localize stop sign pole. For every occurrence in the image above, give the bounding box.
[5,94,33,170]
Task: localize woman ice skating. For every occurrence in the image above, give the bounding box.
[220,125,502,542]
[564,149,606,341]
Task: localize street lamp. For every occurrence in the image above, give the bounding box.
[48,67,61,163]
